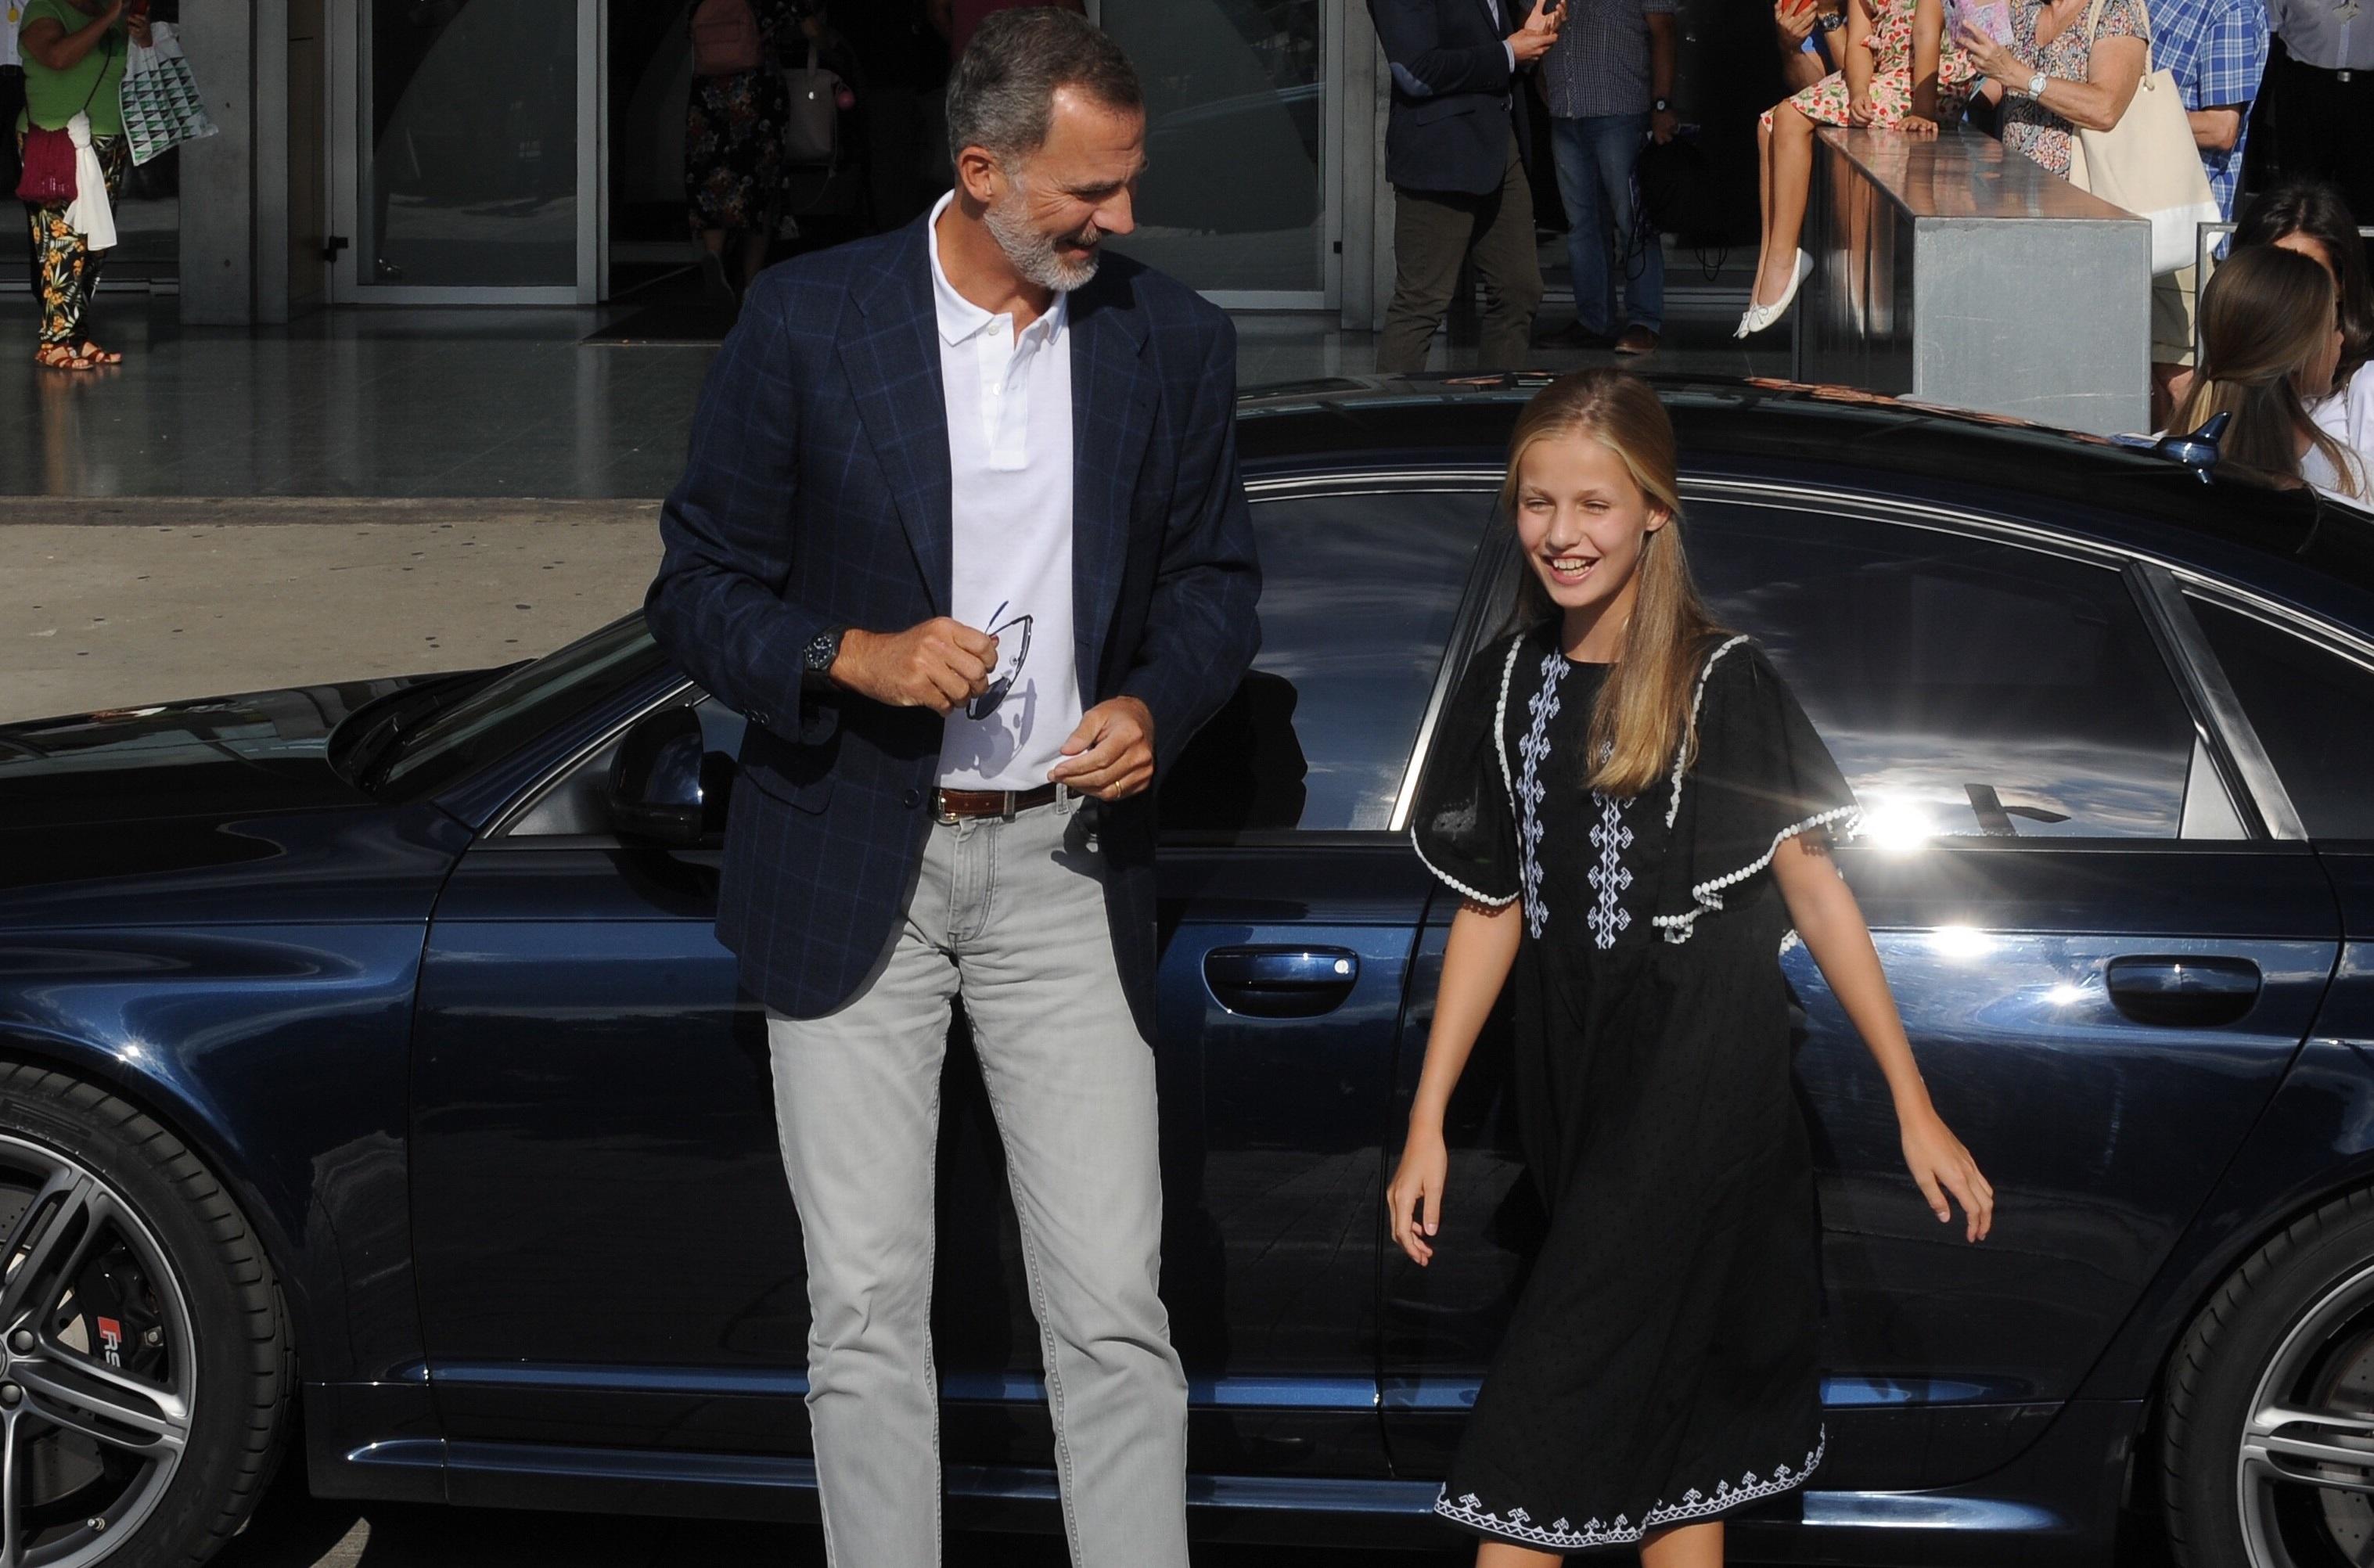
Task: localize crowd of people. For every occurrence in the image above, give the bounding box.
[1369,0,2372,501]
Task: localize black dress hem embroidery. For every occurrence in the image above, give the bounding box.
[1431,1429,1827,1552]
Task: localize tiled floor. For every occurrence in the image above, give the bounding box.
[0,283,1790,500]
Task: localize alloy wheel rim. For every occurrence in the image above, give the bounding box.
[2239,1259,2374,1566]
[0,1134,195,1568]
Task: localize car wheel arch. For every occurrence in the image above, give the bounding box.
[0,1025,322,1382]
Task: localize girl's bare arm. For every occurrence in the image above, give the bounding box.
[1772,833,1995,1241]
[1387,898,1523,1265]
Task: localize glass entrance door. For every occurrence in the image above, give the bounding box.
[1092,0,1339,310]
[328,0,603,304]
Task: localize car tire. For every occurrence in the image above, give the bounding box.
[2163,1185,2374,1568]
[0,1060,293,1568]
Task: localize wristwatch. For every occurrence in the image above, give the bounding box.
[1653,96,1673,112]
[2023,68,2048,98]
[802,626,846,685]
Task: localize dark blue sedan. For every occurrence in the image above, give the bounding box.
[4,378,2374,1568]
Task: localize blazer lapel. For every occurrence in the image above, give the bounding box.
[838,219,955,614]
[1068,275,1156,702]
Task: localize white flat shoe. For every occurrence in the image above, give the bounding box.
[1738,250,1813,337]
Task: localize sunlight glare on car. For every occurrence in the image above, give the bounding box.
[1858,794,1936,854]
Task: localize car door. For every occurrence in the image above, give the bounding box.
[406,477,1498,1487]
[1379,484,2343,1494]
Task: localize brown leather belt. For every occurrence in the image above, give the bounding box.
[933,783,1060,823]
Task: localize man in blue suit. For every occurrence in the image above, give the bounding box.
[1371,0,1565,372]
[645,13,1260,1564]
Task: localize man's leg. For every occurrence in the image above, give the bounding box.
[1471,129,1546,370]
[1594,113,1665,340]
[956,799,1189,1568]
[1379,183,1480,373]
[766,833,964,1568]
[1549,116,1615,338]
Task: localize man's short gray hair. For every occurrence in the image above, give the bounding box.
[946,9,1143,165]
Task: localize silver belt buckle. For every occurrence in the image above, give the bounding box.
[2339,68,2354,82]
[933,789,960,827]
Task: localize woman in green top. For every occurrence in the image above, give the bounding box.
[18,0,146,370]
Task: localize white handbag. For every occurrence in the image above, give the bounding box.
[2063,0,2223,275]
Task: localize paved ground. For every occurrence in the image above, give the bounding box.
[0,498,660,722]
[0,287,1788,501]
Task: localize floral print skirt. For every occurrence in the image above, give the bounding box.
[686,67,792,233]
[18,129,129,351]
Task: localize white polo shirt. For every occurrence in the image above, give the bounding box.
[926,190,1084,793]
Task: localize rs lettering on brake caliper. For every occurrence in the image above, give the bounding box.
[95,1317,123,1369]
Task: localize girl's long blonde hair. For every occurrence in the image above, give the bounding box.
[2176,245,2365,499]
[1502,370,1728,797]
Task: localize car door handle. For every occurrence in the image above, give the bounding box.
[1203,948,1361,1020]
[2106,955,2261,1027]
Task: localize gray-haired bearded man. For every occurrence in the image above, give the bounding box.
[646,9,1261,1566]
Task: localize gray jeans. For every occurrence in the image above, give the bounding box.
[764,794,1189,1568]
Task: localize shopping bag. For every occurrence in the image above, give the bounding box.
[2064,0,2221,275]
[119,21,220,167]
[782,46,843,167]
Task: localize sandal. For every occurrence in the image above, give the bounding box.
[77,341,123,365]
[33,343,95,371]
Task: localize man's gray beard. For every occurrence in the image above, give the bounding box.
[984,183,1099,293]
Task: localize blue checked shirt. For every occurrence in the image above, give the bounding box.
[1541,0,1677,118]
[2145,0,2270,219]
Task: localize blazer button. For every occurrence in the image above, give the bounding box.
[901,789,923,809]
[749,710,772,730]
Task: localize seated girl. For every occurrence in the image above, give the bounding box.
[1740,0,1973,336]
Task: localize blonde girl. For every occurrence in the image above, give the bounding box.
[1392,369,1991,1566]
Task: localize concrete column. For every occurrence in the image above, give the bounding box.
[174,6,254,324]
[176,2,290,325]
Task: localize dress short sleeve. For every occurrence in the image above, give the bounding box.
[1652,638,1860,942]
[1409,637,1523,908]
[2094,0,2146,44]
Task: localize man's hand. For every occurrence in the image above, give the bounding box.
[1775,0,1818,44]
[1048,696,1156,801]
[128,13,153,45]
[1652,106,1680,142]
[1510,0,1563,64]
[829,619,998,715]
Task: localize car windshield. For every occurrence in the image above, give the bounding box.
[352,614,668,797]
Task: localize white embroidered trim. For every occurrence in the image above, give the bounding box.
[1779,929,1803,957]
[1491,638,1524,811]
[1432,1427,1827,1551]
[1410,826,1520,908]
[1650,804,1864,946]
[1666,634,1753,829]
[1516,653,1566,940]
[1585,789,1633,951]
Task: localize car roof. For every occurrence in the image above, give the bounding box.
[1233,374,2374,603]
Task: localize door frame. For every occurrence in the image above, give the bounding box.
[326,0,606,305]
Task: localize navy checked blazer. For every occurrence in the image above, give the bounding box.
[646,216,1262,1032]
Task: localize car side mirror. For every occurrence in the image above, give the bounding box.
[610,706,708,847]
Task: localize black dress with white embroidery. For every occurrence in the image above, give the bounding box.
[1408,624,1861,1555]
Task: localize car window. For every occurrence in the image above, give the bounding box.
[505,696,744,838]
[1688,501,2199,842]
[2189,597,2374,840]
[1160,489,1493,833]
[372,614,669,797]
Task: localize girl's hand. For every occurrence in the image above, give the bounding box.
[1901,1106,1993,1242]
[1847,90,1879,124]
[1387,1123,1450,1267]
[1901,113,1941,134]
